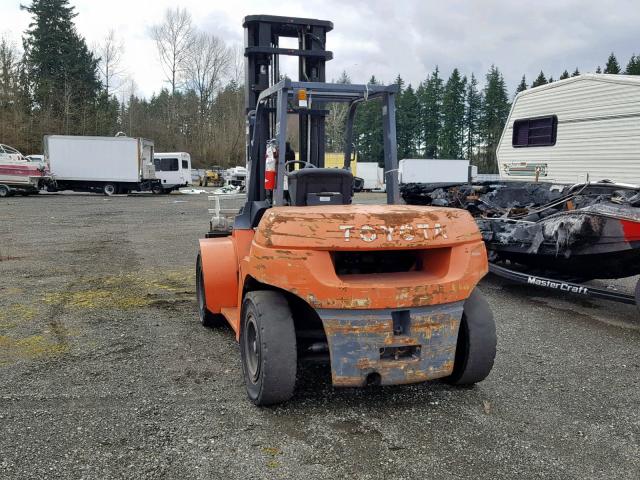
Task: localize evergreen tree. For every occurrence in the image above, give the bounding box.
[95,91,121,136]
[571,67,580,77]
[418,66,443,158]
[480,65,510,173]
[325,70,351,152]
[625,54,640,75]
[464,73,481,161]
[439,69,466,159]
[0,36,28,147]
[548,76,554,83]
[21,0,100,134]
[595,66,602,73]
[397,82,420,158]
[604,52,620,74]
[353,75,383,164]
[0,37,20,108]
[559,70,570,80]
[515,75,527,95]
[531,71,547,87]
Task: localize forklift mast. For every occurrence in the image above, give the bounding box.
[238,14,399,229]
[244,15,332,168]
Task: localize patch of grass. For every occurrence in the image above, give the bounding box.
[2,287,24,295]
[44,289,148,309]
[0,304,38,327]
[42,269,195,311]
[262,447,282,456]
[0,334,69,361]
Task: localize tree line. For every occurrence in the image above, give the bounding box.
[1,0,639,171]
[0,0,244,168]
[346,50,640,173]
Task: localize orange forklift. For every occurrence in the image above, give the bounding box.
[196,15,496,405]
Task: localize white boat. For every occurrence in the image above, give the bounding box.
[0,144,50,195]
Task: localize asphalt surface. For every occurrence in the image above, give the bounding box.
[1,191,639,480]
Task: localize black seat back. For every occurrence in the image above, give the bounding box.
[287,168,353,206]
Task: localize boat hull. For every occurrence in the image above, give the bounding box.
[0,163,48,188]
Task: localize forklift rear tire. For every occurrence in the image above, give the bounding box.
[240,291,297,406]
[0,185,10,197]
[444,289,496,386]
[196,254,225,327]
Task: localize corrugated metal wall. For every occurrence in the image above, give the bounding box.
[497,75,640,185]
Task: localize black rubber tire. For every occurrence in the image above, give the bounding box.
[0,185,9,197]
[444,289,497,385]
[196,254,225,327]
[240,291,297,406]
[103,183,116,196]
[634,279,640,316]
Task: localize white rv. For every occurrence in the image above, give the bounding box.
[153,152,193,193]
[224,166,247,187]
[497,74,640,184]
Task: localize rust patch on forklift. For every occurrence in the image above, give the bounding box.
[318,302,463,387]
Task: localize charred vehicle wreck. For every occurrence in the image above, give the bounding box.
[401,180,640,309]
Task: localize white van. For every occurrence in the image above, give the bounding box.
[153,152,193,193]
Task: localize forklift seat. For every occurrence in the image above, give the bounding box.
[287,168,353,206]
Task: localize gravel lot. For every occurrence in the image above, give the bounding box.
[1,192,639,480]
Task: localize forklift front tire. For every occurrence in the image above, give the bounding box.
[196,254,225,327]
[240,291,297,406]
[444,289,497,386]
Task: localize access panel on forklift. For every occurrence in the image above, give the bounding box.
[196,15,496,405]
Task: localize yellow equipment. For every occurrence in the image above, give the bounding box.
[199,167,224,187]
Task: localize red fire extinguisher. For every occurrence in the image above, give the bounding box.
[265,140,277,190]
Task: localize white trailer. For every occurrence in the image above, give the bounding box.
[44,135,159,195]
[399,159,471,184]
[224,166,247,187]
[497,74,640,185]
[356,162,385,191]
[153,152,193,193]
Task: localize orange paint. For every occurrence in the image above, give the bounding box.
[198,205,488,340]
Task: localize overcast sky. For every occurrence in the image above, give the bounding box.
[2,0,639,99]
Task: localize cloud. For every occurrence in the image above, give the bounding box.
[2,0,639,98]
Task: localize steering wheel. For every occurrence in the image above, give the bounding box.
[283,160,316,175]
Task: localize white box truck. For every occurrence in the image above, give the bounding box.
[44,135,159,195]
[153,152,193,193]
[497,74,640,185]
[356,162,385,191]
[399,159,471,184]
